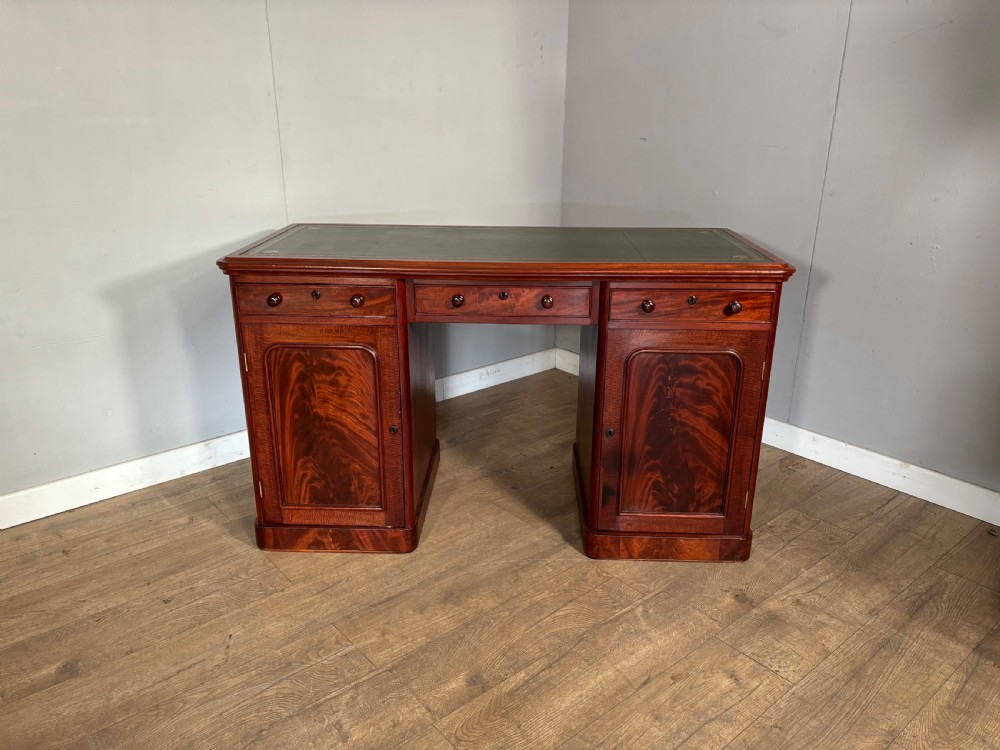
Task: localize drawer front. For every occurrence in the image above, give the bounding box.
[236,283,396,318]
[609,289,772,323]
[414,284,592,320]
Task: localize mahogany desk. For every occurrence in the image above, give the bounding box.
[218,225,794,561]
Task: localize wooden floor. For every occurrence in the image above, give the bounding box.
[2,370,999,750]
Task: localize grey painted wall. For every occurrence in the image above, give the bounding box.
[0,1,286,496]
[5,0,996,498]
[792,0,1000,491]
[263,0,568,379]
[561,0,1000,491]
[561,0,853,419]
[0,0,567,495]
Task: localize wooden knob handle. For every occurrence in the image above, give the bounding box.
[641,299,655,313]
[541,295,554,309]
[267,293,282,307]
[451,294,465,308]
[350,295,364,308]
[726,300,743,315]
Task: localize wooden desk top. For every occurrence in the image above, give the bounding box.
[218,224,794,281]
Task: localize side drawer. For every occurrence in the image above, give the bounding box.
[609,288,772,323]
[413,283,593,320]
[235,283,396,318]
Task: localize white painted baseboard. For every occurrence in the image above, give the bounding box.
[4,346,997,530]
[435,349,558,402]
[0,431,251,530]
[762,418,1000,526]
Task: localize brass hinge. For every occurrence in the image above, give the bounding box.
[258,481,263,498]
[243,352,249,372]
[761,361,766,381]
[745,490,750,508]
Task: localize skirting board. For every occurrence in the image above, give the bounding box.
[0,431,251,530]
[761,417,1000,526]
[2,347,997,529]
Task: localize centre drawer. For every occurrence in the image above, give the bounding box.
[413,283,594,322]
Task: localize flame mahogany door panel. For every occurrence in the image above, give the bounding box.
[241,323,404,529]
[598,328,769,537]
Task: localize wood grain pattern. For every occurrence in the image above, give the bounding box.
[574,324,600,508]
[937,521,1000,592]
[412,282,594,323]
[718,496,980,683]
[895,622,1000,750]
[595,327,769,543]
[562,638,792,749]
[2,372,996,750]
[609,288,772,323]
[242,322,405,532]
[620,349,739,515]
[725,567,998,750]
[404,319,438,529]
[268,344,383,508]
[235,282,396,318]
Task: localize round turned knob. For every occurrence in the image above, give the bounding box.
[726,300,743,316]
[641,299,655,313]
[311,289,321,300]
[266,293,282,307]
[687,295,697,305]
[605,428,615,437]
[389,425,398,435]
[451,294,465,308]
[541,295,554,309]
[350,294,364,308]
[498,291,509,301]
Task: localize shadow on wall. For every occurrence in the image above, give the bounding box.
[101,232,273,457]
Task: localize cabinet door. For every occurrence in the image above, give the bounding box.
[598,328,768,536]
[242,323,404,528]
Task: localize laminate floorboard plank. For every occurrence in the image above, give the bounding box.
[719,495,980,682]
[0,497,228,600]
[894,622,1000,750]
[749,452,841,525]
[0,370,990,750]
[723,567,1000,750]
[937,521,1000,592]
[335,544,604,667]
[0,520,277,645]
[388,576,642,719]
[435,650,634,750]
[558,638,792,750]
[83,637,378,750]
[795,470,908,534]
[0,564,289,705]
[0,481,210,566]
[1,578,377,749]
[209,666,435,750]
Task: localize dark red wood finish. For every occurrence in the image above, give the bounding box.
[236,282,396,318]
[619,349,740,516]
[220,224,794,560]
[241,322,404,529]
[411,281,596,324]
[609,288,772,323]
[597,327,769,538]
